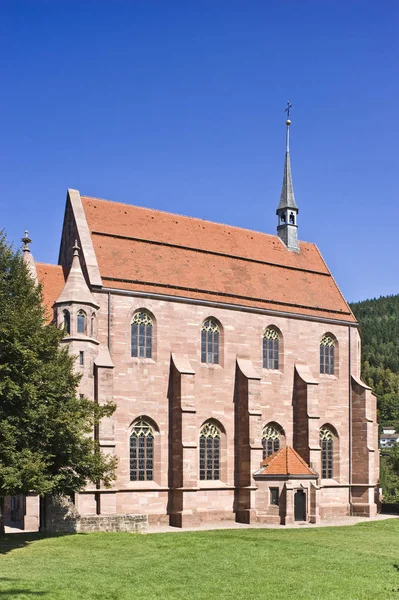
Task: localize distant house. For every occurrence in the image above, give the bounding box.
[380,428,399,449]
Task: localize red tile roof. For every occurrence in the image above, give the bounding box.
[36,263,65,320]
[257,446,318,477]
[80,195,356,322]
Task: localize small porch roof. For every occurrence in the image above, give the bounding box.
[254,446,318,479]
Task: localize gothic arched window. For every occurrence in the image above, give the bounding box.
[131,311,153,358]
[199,421,221,480]
[130,419,154,481]
[320,426,334,479]
[63,309,71,335]
[201,319,220,364]
[77,310,86,334]
[263,327,279,370]
[262,423,283,459]
[320,334,336,375]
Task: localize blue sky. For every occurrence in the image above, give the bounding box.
[1,1,397,302]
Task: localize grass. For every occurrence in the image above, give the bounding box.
[0,520,399,599]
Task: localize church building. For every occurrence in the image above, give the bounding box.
[18,114,379,527]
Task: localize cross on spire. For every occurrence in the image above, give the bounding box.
[284,101,292,152]
[21,230,32,253]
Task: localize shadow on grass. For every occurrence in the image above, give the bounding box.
[392,565,399,594]
[0,578,48,596]
[0,592,47,597]
[0,531,82,556]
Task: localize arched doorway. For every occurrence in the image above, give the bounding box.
[294,489,306,521]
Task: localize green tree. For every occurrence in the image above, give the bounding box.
[381,448,399,503]
[0,232,117,535]
[350,294,399,424]
[351,294,399,500]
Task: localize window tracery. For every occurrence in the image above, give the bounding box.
[201,319,220,364]
[131,311,153,358]
[320,426,334,478]
[262,424,281,459]
[199,422,221,480]
[320,335,335,375]
[130,419,154,481]
[263,327,279,370]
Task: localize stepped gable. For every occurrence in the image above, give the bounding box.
[36,263,65,318]
[80,195,356,323]
[258,446,318,477]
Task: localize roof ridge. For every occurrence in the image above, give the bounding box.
[81,195,311,243]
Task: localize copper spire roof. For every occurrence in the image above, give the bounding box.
[276,150,298,212]
[276,106,298,212]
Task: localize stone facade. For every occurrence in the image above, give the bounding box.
[65,291,376,526]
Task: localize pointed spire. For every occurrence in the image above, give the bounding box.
[21,230,38,282]
[56,240,99,308]
[276,102,298,212]
[276,102,299,251]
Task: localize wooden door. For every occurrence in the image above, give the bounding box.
[294,489,306,521]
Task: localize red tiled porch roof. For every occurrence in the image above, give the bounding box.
[257,446,318,477]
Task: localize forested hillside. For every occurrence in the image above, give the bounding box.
[350,294,399,425]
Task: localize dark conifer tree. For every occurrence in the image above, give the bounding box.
[351,295,399,425]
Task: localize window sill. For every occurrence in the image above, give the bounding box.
[130,357,156,365]
[198,481,232,490]
[200,362,223,370]
[262,369,283,375]
[125,480,163,490]
[319,373,338,380]
[320,478,340,486]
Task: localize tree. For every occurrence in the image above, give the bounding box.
[350,294,399,425]
[381,447,399,503]
[0,231,117,535]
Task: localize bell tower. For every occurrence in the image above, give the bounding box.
[276,102,299,251]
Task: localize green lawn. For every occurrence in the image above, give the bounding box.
[1,520,399,599]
